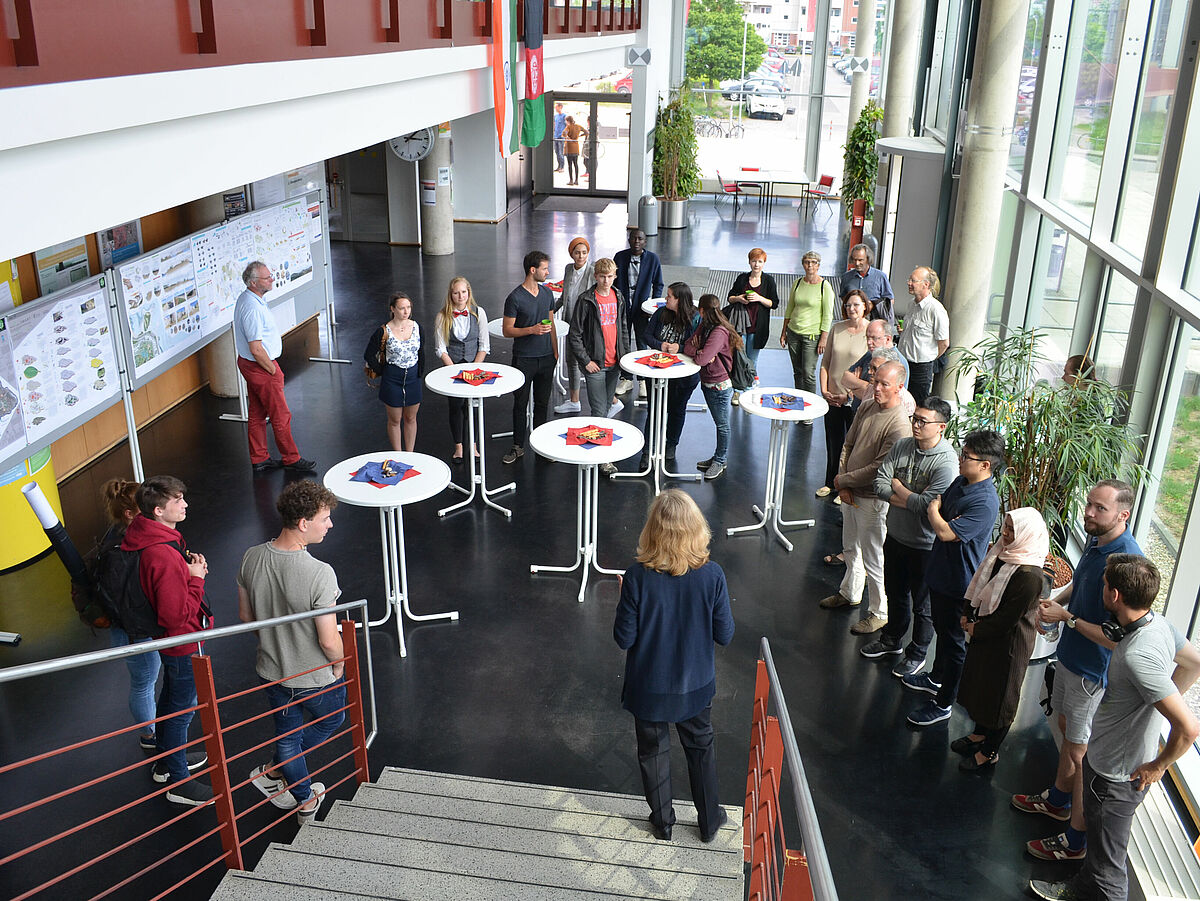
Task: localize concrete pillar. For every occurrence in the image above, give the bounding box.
[847,0,878,135]
[940,0,1031,400]
[874,0,923,243]
[450,110,507,222]
[419,130,455,255]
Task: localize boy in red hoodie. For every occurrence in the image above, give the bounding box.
[121,475,212,806]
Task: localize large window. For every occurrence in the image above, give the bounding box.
[1009,0,1046,176]
[1026,220,1089,379]
[1094,269,1138,383]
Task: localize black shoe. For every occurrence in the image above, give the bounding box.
[951,735,986,756]
[502,445,524,465]
[283,458,317,472]
[165,779,215,807]
[649,818,672,841]
[638,454,649,471]
[252,458,282,473]
[959,750,999,773]
[696,457,714,472]
[700,807,729,843]
[152,750,209,783]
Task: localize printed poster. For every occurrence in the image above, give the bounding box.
[0,318,26,462]
[96,221,144,269]
[35,238,91,295]
[118,239,200,380]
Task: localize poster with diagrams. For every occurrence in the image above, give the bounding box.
[252,198,314,293]
[118,238,201,381]
[0,319,27,464]
[4,281,120,447]
[192,217,254,338]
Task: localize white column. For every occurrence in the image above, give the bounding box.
[419,132,455,255]
[846,0,878,134]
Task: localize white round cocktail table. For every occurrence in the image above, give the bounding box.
[727,388,829,551]
[485,317,566,438]
[614,350,702,494]
[528,416,644,603]
[640,297,667,316]
[323,451,455,657]
[424,363,524,518]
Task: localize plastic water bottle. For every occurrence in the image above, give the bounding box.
[1041,619,1061,641]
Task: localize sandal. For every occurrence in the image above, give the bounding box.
[822,554,844,567]
[959,751,999,773]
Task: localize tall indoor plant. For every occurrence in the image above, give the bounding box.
[948,328,1148,558]
[653,93,702,229]
[841,100,884,220]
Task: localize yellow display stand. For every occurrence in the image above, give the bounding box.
[0,448,62,570]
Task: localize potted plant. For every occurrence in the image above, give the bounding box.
[653,93,702,229]
[841,100,883,221]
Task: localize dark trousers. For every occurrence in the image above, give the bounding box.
[930,589,969,708]
[237,356,301,465]
[972,722,1011,757]
[665,373,701,447]
[512,354,556,448]
[908,359,935,407]
[157,653,198,782]
[633,705,721,836]
[880,538,933,659]
[1075,756,1145,901]
[447,395,469,446]
[823,404,855,488]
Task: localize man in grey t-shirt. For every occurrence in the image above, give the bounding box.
[1031,555,1200,901]
[238,480,345,825]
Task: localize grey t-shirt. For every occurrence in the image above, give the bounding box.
[1087,615,1185,781]
[238,542,341,689]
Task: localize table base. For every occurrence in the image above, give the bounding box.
[441,398,515,519]
[726,418,813,551]
[611,377,701,494]
[530,464,622,603]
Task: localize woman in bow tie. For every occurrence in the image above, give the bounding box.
[434,277,490,464]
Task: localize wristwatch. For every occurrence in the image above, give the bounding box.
[1067,616,1079,630]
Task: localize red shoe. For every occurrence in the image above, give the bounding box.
[1026,833,1086,861]
[1011,790,1071,821]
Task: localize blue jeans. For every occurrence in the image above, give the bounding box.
[743,337,761,370]
[701,384,733,463]
[110,625,161,736]
[263,677,347,803]
[156,653,198,782]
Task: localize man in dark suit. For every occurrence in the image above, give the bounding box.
[613,228,664,396]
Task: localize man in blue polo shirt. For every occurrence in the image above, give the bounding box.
[903,429,1003,726]
[1013,480,1139,864]
[842,244,895,326]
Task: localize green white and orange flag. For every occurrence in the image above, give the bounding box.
[491,0,520,157]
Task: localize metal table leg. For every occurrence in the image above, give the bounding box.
[726,420,813,551]
[532,465,621,602]
[379,505,458,657]
[441,398,514,518]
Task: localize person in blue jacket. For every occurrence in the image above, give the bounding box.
[641,281,701,469]
[614,489,735,844]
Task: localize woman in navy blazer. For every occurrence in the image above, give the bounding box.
[614,489,735,843]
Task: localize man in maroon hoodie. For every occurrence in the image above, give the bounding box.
[121,475,212,806]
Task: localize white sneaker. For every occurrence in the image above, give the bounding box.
[554,400,581,414]
[607,400,623,417]
[638,381,648,398]
[615,378,633,396]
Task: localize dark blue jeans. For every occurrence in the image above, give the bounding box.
[930,589,968,708]
[264,677,347,804]
[665,373,700,448]
[156,653,198,782]
[880,538,933,660]
[700,384,733,463]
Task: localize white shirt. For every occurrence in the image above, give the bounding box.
[898,295,949,363]
[433,306,491,358]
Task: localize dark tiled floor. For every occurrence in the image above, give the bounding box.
[0,199,1072,900]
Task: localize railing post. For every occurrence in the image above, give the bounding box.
[340,618,371,785]
[191,654,244,871]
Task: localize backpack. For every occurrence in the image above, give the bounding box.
[94,541,177,641]
[730,343,756,391]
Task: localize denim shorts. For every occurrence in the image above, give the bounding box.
[1052,664,1105,744]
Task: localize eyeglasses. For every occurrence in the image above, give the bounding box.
[910,416,945,428]
[960,453,987,463]
[256,274,275,282]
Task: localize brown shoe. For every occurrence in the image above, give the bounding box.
[819,594,860,609]
[850,613,888,634]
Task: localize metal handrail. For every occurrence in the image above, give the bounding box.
[759,636,839,901]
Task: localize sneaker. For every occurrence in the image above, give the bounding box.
[815,486,833,498]
[554,400,581,414]
[250,763,298,810]
[615,378,633,396]
[833,495,843,505]
[1026,833,1087,861]
[850,613,887,634]
[600,462,618,476]
[891,656,926,678]
[638,381,647,399]
[152,750,209,783]
[139,733,158,755]
[252,458,282,474]
[607,400,624,417]
[696,457,714,472]
[704,460,726,480]
[860,638,903,659]
[1011,790,1072,822]
[907,701,952,727]
[901,671,942,695]
[818,593,860,609]
[296,783,326,825]
[165,779,215,807]
[283,458,317,472]
[731,392,740,406]
[1029,879,1087,901]
[502,445,524,464]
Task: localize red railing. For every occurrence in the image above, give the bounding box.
[0,617,370,900]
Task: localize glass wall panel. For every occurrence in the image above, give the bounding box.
[924,0,954,133]
[1028,220,1088,380]
[1113,0,1189,254]
[1045,0,1129,222]
[1094,269,1138,383]
[1008,0,1046,176]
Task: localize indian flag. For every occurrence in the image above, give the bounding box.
[492,0,519,157]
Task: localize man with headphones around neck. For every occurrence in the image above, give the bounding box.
[1030,554,1200,901]
[1014,480,1140,863]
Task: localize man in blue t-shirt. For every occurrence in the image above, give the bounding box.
[1013,480,1139,864]
[553,103,566,172]
[903,429,1003,727]
[501,250,557,465]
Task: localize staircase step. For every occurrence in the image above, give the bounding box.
[211,870,385,900]
[296,808,738,876]
[252,844,742,900]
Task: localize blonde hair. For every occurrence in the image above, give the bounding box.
[594,257,616,276]
[635,489,711,576]
[437,276,477,346]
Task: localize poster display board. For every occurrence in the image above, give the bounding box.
[96,220,144,269]
[35,238,91,295]
[0,277,122,473]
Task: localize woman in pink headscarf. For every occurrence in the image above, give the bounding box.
[954,508,1051,772]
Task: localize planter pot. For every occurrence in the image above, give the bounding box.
[658,198,689,229]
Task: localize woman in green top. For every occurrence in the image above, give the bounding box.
[780,250,834,394]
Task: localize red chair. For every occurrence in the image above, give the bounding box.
[715,170,749,214]
[803,174,835,220]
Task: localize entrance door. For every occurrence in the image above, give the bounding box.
[550,93,630,197]
[506,148,532,214]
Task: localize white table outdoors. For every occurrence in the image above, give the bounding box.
[614,349,703,494]
[323,451,456,657]
[727,387,828,551]
[424,362,524,518]
[528,417,644,602]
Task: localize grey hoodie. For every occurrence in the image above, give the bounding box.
[873,436,959,549]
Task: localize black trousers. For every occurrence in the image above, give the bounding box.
[633,705,721,836]
[823,404,855,489]
[930,589,969,708]
[511,354,556,447]
[447,395,469,446]
[908,359,935,407]
[880,538,933,659]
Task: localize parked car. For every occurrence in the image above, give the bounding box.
[615,73,633,93]
[719,75,786,101]
[747,92,786,120]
